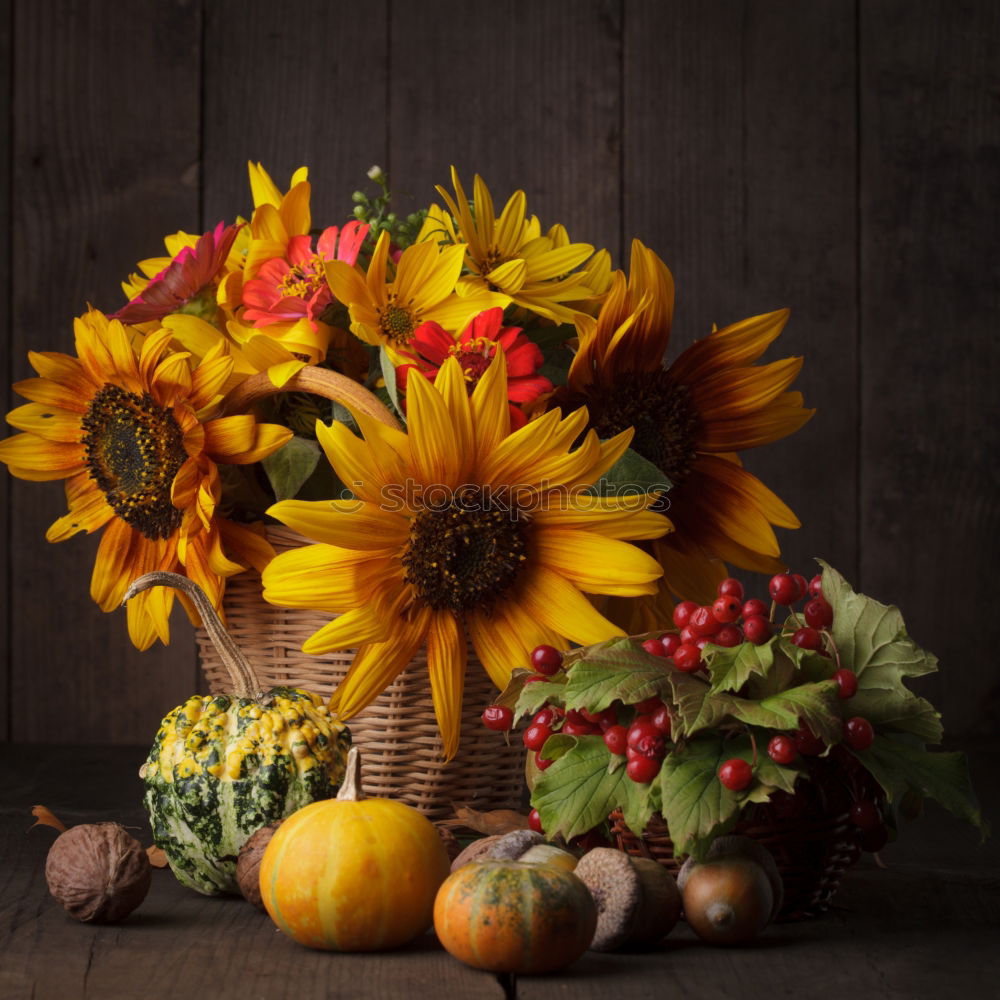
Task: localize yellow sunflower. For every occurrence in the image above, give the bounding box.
[261,353,670,758]
[426,168,606,324]
[549,239,814,621]
[324,228,505,357]
[0,308,292,648]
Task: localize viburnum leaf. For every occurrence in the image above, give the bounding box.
[657,737,741,859]
[587,447,672,499]
[850,734,988,838]
[508,673,567,723]
[260,435,321,501]
[562,638,673,712]
[667,670,730,737]
[847,686,943,744]
[532,735,658,841]
[820,561,938,683]
[704,640,775,694]
[748,680,843,746]
[715,737,804,796]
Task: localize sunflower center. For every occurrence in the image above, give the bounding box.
[379,298,416,346]
[554,370,700,485]
[81,385,188,540]
[449,337,496,388]
[402,486,527,615]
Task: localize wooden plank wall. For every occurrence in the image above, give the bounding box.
[1,0,997,745]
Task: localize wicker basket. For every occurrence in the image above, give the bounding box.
[610,756,875,921]
[196,526,526,821]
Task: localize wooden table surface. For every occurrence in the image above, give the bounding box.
[1,743,998,1000]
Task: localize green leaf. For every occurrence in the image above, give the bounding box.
[513,675,567,722]
[528,322,576,355]
[666,670,725,737]
[851,734,988,838]
[657,737,741,859]
[532,735,658,840]
[587,447,672,499]
[749,680,843,745]
[820,561,938,683]
[260,436,321,501]
[847,687,943,744]
[705,640,775,694]
[563,638,673,712]
[379,346,405,422]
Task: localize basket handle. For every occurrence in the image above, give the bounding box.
[221,364,403,430]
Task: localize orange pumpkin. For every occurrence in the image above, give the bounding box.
[434,859,598,974]
[259,747,450,951]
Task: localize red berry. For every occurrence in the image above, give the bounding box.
[769,573,799,605]
[712,624,743,648]
[660,633,681,657]
[528,808,544,833]
[767,734,798,765]
[523,674,546,685]
[535,751,554,771]
[651,703,673,733]
[791,626,823,650]
[712,594,743,624]
[833,668,858,699]
[522,722,551,752]
[743,615,772,645]
[626,754,662,783]
[634,696,664,714]
[694,636,711,651]
[679,625,696,644]
[741,598,769,619]
[844,716,875,750]
[718,758,753,791]
[689,606,721,637]
[627,718,666,759]
[850,799,882,830]
[807,573,824,599]
[481,704,514,731]
[581,706,618,728]
[562,720,599,736]
[717,577,745,601]
[641,638,669,657]
[672,643,702,672]
[794,725,825,756]
[804,597,834,629]
[530,644,563,675]
[791,574,809,602]
[532,707,556,727]
[859,823,889,853]
[672,600,699,629]
[603,724,628,755]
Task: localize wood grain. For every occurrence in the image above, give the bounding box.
[388,0,623,263]
[624,0,859,584]
[1,0,12,741]
[201,0,389,234]
[8,0,203,742]
[858,0,1000,736]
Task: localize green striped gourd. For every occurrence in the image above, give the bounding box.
[125,571,351,896]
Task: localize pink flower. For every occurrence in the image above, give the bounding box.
[112,221,242,324]
[397,308,552,428]
[242,221,369,329]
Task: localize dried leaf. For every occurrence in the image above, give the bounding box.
[452,805,529,835]
[146,845,168,868]
[31,805,67,833]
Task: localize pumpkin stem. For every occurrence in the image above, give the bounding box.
[336,747,365,802]
[220,365,403,430]
[122,571,262,700]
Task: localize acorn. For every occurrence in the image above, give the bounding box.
[45,822,151,923]
[677,835,783,945]
[574,847,681,951]
[236,821,282,910]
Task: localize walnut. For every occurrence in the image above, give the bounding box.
[236,821,282,910]
[45,822,151,923]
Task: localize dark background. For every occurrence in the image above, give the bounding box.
[0,0,996,746]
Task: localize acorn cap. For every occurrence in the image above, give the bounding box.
[573,847,642,951]
[678,835,784,922]
[484,829,543,861]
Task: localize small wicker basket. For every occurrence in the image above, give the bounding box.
[196,525,526,821]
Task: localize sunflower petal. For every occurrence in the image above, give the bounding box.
[426,611,467,760]
[518,564,624,646]
[532,526,663,596]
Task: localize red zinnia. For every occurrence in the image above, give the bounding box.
[397,308,551,427]
[242,221,369,329]
[112,221,242,324]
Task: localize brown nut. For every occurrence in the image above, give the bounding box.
[45,822,151,923]
[483,829,543,860]
[236,821,282,910]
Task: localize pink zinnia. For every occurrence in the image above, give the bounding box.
[397,308,552,428]
[112,221,242,324]
[242,221,369,329]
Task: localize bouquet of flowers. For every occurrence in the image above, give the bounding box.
[0,163,814,756]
